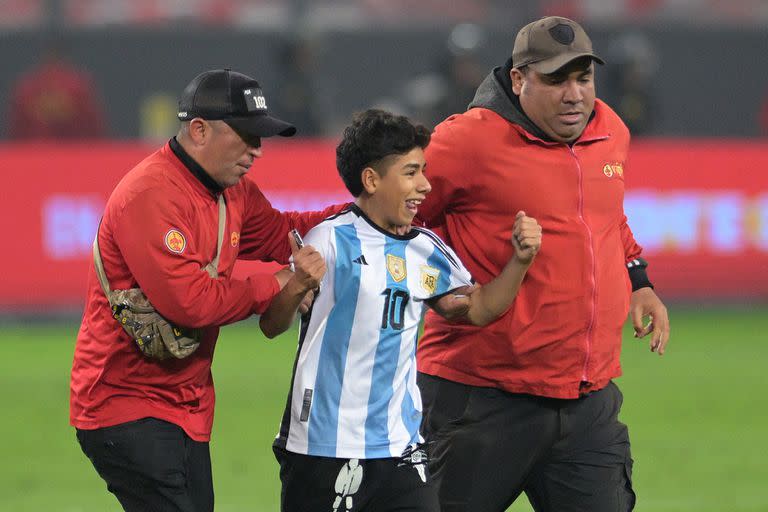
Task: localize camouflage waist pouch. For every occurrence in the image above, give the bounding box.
[106,287,202,360]
[92,196,225,360]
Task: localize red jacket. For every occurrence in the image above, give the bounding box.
[70,140,341,440]
[416,93,642,399]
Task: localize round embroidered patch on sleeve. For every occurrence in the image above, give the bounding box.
[164,229,187,254]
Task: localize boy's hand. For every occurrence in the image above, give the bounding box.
[430,284,477,321]
[512,211,542,265]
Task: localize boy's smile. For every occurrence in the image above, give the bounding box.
[358,147,431,234]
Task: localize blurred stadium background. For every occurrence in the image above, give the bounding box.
[1,1,767,511]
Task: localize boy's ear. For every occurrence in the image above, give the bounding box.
[361,167,379,194]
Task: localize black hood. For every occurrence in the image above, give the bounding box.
[467,58,553,142]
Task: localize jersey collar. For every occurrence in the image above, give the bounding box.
[350,204,420,240]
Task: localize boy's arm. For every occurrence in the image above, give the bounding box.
[259,233,326,338]
[430,211,541,326]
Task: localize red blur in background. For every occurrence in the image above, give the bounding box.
[1,139,767,310]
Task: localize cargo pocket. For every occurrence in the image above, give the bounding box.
[619,456,637,511]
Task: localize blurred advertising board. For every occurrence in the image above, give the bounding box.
[625,140,768,301]
[1,139,766,309]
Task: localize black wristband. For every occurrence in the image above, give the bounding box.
[626,257,654,291]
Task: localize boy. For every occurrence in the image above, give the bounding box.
[260,109,542,512]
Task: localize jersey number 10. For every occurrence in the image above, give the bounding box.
[381,288,410,330]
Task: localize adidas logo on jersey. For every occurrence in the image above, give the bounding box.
[352,255,368,265]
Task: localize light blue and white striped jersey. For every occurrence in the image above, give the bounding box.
[274,205,472,459]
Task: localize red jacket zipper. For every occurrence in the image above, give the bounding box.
[569,145,596,382]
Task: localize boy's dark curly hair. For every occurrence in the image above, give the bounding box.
[336,109,430,197]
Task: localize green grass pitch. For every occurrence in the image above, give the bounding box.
[1,305,766,511]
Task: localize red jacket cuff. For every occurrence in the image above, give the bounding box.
[248,273,281,315]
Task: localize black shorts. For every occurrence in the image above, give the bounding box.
[76,417,213,512]
[273,445,439,512]
[418,373,636,512]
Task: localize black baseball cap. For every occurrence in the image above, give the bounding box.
[177,69,296,139]
[512,16,604,74]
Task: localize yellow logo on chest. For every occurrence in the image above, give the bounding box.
[603,163,624,178]
[386,254,407,282]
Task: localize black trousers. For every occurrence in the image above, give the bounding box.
[418,374,636,512]
[76,417,213,512]
[273,445,439,512]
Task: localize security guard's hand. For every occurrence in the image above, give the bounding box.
[630,287,670,355]
[511,211,542,265]
[288,233,325,295]
[273,267,291,287]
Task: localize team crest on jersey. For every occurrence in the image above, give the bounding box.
[420,265,440,295]
[164,229,186,254]
[230,231,240,247]
[386,254,407,282]
[602,162,624,178]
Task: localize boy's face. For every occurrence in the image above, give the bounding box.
[362,147,431,234]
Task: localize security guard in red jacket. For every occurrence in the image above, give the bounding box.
[416,17,670,512]
[71,69,334,512]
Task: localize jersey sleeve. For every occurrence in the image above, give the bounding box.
[303,223,332,258]
[302,222,336,293]
[237,180,348,264]
[111,184,279,328]
[414,229,473,301]
[435,241,473,295]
